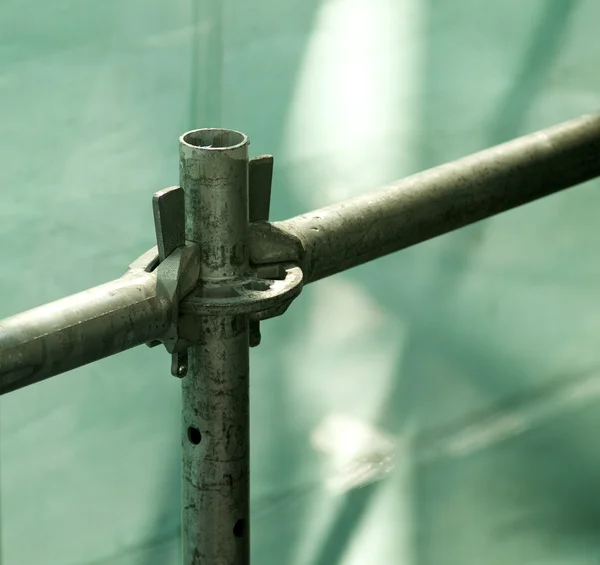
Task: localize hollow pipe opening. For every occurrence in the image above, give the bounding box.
[180,128,247,151]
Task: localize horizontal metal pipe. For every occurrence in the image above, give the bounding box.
[275,114,600,283]
[0,270,170,395]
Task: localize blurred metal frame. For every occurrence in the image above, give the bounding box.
[1,114,599,565]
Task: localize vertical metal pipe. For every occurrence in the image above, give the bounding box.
[181,129,249,280]
[180,129,250,565]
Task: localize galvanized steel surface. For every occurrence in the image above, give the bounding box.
[261,115,600,283]
[180,129,250,280]
[180,129,251,565]
[182,315,250,565]
[0,252,170,395]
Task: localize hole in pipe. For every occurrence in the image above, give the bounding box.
[187,426,202,445]
[233,519,246,538]
[182,129,247,150]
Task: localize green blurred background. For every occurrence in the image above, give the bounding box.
[1,0,600,563]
